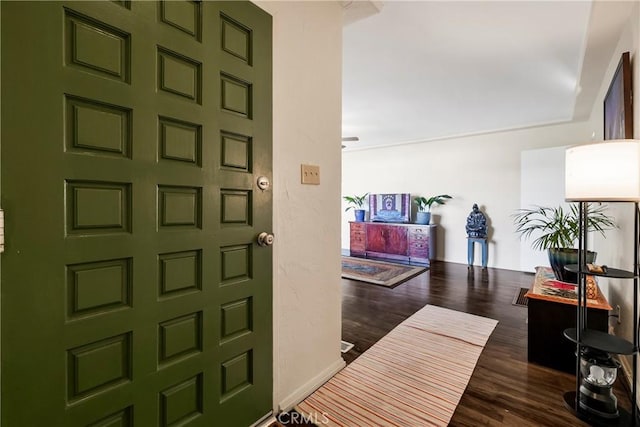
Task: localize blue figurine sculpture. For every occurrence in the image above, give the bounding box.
[466,203,487,239]
[466,203,488,269]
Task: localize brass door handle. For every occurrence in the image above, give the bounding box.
[257,232,274,247]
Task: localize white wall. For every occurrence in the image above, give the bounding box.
[254,1,345,413]
[343,120,592,271]
[519,146,569,272]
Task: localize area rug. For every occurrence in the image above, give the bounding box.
[296,305,498,427]
[341,256,426,287]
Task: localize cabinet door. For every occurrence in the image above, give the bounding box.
[384,226,408,255]
[365,224,408,256]
[366,223,387,253]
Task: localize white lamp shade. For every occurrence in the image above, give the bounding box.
[565,140,640,201]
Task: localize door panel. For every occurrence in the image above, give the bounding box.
[386,226,408,255]
[365,223,386,253]
[1,1,272,425]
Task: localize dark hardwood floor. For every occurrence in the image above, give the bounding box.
[341,261,632,426]
[274,260,633,426]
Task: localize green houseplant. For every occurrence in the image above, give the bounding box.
[512,204,616,283]
[414,194,452,225]
[344,193,369,222]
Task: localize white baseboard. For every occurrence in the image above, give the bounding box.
[253,413,276,427]
[277,358,346,412]
[618,354,640,406]
[619,353,632,388]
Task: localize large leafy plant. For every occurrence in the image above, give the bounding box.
[343,193,369,212]
[512,204,616,251]
[414,194,452,212]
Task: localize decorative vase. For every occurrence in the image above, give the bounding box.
[354,209,365,222]
[548,248,596,284]
[416,212,431,225]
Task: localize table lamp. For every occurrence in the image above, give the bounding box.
[565,140,640,202]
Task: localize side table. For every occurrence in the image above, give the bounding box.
[526,267,611,373]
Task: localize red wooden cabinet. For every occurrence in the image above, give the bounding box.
[349,222,433,265]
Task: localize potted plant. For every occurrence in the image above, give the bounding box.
[344,193,369,222]
[512,204,616,283]
[414,194,452,225]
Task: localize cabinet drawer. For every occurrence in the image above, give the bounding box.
[350,222,366,233]
[350,222,366,251]
[351,231,366,241]
[409,241,429,258]
[350,232,366,251]
[409,227,428,241]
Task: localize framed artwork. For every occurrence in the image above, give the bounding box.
[603,51,633,140]
[369,193,410,223]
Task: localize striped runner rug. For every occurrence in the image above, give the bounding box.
[296,305,498,426]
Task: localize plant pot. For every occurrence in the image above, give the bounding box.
[416,212,431,225]
[354,209,365,222]
[548,248,596,284]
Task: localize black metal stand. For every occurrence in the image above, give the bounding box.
[563,391,637,427]
[563,201,639,426]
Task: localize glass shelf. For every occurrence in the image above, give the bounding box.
[564,264,636,279]
[563,328,636,355]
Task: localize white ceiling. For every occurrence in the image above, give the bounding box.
[342,0,635,149]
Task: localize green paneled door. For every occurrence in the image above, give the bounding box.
[1,1,272,425]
